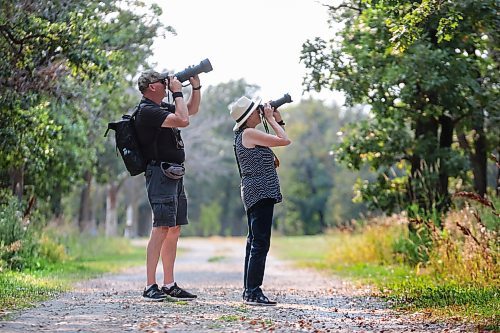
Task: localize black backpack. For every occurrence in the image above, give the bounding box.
[104,106,146,176]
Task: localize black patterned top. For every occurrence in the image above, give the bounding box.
[234,129,282,211]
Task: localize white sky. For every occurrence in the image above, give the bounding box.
[148,0,344,106]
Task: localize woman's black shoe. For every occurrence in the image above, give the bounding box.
[244,293,277,306]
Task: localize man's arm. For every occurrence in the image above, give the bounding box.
[186,75,201,116]
[162,76,189,128]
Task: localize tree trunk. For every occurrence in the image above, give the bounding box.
[470,123,487,197]
[105,183,119,237]
[9,164,24,201]
[78,170,94,232]
[408,116,438,212]
[497,151,500,197]
[124,204,134,238]
[457,129,487,197]
[438,115,453,211]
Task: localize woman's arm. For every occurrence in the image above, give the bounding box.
[242,104,291,148]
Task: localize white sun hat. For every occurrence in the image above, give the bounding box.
[229,96,262,131]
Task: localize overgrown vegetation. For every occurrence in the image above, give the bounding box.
[0,233,144,315]
[273,196,499,328]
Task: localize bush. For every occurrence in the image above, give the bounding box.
[0,195,40,270]
[0,193,67,271]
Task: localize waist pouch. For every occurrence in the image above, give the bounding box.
[160,162,185,179]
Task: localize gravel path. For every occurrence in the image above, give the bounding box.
[0,237,471,332]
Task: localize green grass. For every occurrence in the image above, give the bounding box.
[272,235,499,328]
[208,255,226,262]
[270,235,331,269]
[218,314,241,322]
[0,237,144,316]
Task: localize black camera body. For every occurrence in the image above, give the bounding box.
[162,58,213,83]
[259,93,293,111]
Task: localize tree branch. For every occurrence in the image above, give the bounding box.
[322,2,362,14]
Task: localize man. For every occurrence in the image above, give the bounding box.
[135,69,202,301]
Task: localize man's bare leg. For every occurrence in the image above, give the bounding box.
[160,225,181,285]
[146,226,169,286]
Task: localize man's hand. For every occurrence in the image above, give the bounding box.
[169,76,183,93]
[189,74,201,89]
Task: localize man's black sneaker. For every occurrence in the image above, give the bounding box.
[161,283,197,300]
[244,292,277,306]
[143,284,168,302]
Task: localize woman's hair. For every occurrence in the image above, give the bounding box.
[240,122,249,130]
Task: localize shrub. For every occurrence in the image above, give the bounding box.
[0,195,40,270]
[0,193,68,271]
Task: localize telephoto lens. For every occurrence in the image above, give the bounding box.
[172,58,213,83]
[269,93,293,109]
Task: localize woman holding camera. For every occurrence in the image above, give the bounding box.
[230,96,291,306]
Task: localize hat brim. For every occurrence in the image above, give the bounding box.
[233,97,262,131]
[158,72,169,80]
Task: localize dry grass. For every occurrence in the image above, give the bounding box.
[426,203,499,285]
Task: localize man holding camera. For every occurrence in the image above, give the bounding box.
[135,69,201,301]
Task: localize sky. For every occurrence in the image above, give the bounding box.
[148,0,343,106]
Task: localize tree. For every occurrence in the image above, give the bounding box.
[182,79,259,236]
[277,99,372,234]
[300,0,499,221]
[0,0,168,232]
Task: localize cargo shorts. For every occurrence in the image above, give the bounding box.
[145,164,188,227]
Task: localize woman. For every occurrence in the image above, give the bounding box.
[230,95,291,306]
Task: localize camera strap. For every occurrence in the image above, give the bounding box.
[260,115,279,168]
[261,114,270,134]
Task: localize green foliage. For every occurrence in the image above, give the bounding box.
[199,202,222,237]
[183,79,258,236]
[0,271,63,313]
[277,99,373,234]
[0,0,166,220]
[0,192,71,270]
[0,235,144,313]
[0,194,41,270]
[386,280,499,326]
[301,0,499,217]
[392,227,432,266]
[272,210,499,325]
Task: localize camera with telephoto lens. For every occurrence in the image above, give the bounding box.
[258,93,293,112]
[161,58,213,83]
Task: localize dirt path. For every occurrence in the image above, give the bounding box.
[0,237,471,332]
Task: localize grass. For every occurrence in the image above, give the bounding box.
[0,237,144,316]
[208,255,226,262]
[272,234,499,329]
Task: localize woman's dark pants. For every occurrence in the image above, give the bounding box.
[244,198,275,295]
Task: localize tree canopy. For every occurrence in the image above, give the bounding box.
[300,0,499,218]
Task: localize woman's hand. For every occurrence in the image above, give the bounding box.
[263,103,275,121]
[273,109,283,123]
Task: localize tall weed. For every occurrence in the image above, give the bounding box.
[0,193,67,271]
[0,195,39,270]
[326,215,405,265]
[426,194,499,284]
